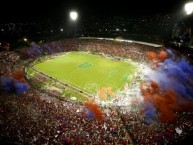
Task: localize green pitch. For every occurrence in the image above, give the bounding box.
[33,52,137,96]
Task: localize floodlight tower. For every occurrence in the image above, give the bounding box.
[69,11,78,21]
[185,2,193,15]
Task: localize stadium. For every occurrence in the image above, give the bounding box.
[1,36,193,145]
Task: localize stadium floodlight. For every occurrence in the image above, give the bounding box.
[185,2,193,15]
[69,11,78,21]
[23,38,28,42]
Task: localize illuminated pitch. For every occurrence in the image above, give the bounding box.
[32,52,138,100]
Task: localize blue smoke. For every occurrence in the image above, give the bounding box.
[143,102,157,125]
[15,82,29,95]
[27,50,35,58]
[166,49,174,58]
[178,58,193,79]
[32,45,42,55]
[1,77,15,93]
[44,44,53,54]
[86,110,95,119]
[1,77,29,95]
[149,49,193,101]
[56,46,62,51]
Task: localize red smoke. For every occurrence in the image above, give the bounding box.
[12,69,26,83]
[158,50,168,62]
[154,91,179,123]
[141,80,193,123]
[146,51,157,61]
[142,50,193,123]
[146,50,168,68]
[85,100,103,120]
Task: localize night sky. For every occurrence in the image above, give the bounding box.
[0,0,189,22]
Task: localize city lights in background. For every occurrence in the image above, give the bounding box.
[69,11,78,21]
[185,2,193,15]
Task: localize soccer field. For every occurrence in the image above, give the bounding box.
[33,52,137,96]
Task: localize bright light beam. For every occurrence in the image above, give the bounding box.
[185,2,193,15]
[70,11,78,21]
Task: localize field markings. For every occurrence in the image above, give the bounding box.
[33,52,138,97]
[53,53,102,95]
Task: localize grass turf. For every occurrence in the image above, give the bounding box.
[33,52,137,96]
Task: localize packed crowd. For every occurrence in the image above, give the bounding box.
[0,89,132,144]
[19,38,163,63]
[0,51,21,76]
[119,106,193,145]
[0,38,193,145]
